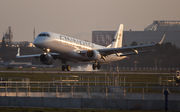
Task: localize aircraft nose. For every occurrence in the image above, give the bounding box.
[33,37,42,47]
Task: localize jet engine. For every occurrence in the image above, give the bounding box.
[39,54,54,65]
[85,50,101,60]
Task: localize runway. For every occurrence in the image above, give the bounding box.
[0,70,176,75]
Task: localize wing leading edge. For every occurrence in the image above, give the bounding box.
[16,48,60,58]
[16,48,40,58]
[98,34,165,57]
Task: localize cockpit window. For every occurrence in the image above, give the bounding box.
[47,34,50,37]
[38,34,50,37]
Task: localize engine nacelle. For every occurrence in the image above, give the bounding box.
[85,50,101,60]
[39,54,54,65]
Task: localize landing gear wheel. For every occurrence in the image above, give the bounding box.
[97,64,101,70]
[66,65,70,71]
[93,64,97,70]
[62,65,66,71]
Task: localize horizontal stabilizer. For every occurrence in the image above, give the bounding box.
[106,44,112,48]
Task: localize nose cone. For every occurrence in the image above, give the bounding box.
[33,37,42,48]
[33,37,38,46]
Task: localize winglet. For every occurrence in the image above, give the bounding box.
[16,48,20,57]
[157,34,165,45]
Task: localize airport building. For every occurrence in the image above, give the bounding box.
[92,21,180,47]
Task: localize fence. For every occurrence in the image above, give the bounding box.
[0,80,180,100]
[112,67,179,71]
[51,75,126,86]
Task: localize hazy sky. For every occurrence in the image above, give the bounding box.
[0,0,180,42]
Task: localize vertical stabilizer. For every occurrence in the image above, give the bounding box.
[111,24,124,48]
[16,48,20,57]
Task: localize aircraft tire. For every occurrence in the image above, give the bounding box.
[97,64,101,70]
[62,65,66,71]
[92,64,96,70]
[66,65,70,71]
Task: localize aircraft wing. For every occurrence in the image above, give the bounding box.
[16,48,60,59]
[98,34,165,56]
[16,48,40,58]
[16,54,41,58]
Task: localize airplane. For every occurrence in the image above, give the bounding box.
[16,24,165,71]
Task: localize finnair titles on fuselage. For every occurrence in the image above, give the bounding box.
[60,35,94,49]
[16,24,165,71]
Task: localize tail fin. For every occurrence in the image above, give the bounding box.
[16,48,20,57]
[111,24,124,48]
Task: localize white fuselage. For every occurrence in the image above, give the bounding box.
[33,32,127,64]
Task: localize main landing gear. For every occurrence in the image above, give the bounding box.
[62,65,70,71]
[92,63,101,70]
[61,63,101,71]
